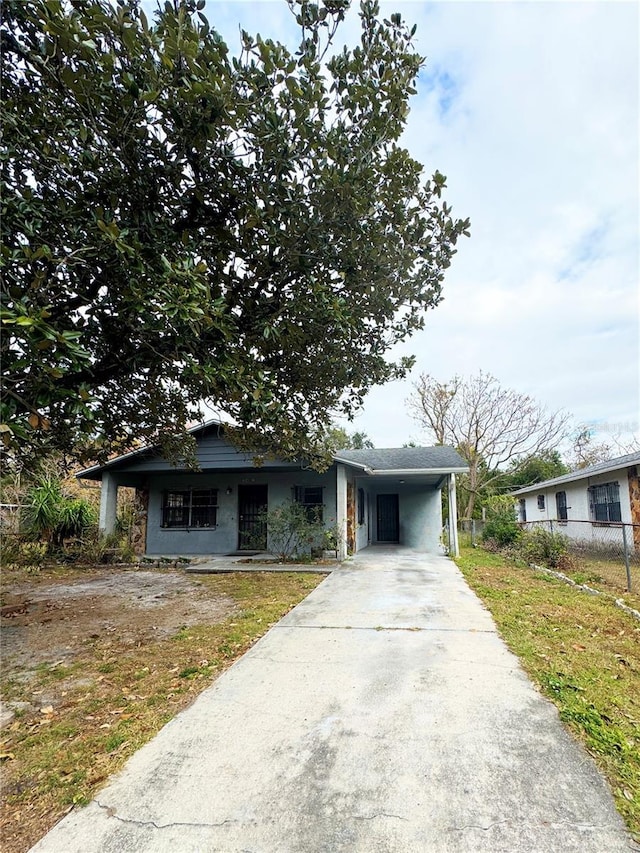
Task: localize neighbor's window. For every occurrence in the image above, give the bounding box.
[588,482,621,524]
[537,494,545,510]
[162,489,218,528]
[357,488,365,526]
[519,498,527,523]
[294,486,324,522]
[555,491,568,522]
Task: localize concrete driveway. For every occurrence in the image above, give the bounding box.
[30,547,636,852]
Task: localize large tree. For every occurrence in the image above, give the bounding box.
[0,0,469,468]
[407,371,570,517]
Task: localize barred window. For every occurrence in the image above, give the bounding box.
[294,486,324,522]
[588,482,621,523]
[162,489,218,528]
[537,494,545,510]
[555,491,568,522]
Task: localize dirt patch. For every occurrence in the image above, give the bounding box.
[1,568,234,678]
[0,565,322,853]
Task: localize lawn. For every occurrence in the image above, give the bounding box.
[0,566,325,853]
[455,545,640,840]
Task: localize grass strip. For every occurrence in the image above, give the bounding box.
[455,546,640,839]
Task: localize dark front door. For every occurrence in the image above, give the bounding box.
[238,485,268,550]
[377,494,399,543]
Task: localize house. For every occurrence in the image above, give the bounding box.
[77,421,469,559]
[511,451,640,552]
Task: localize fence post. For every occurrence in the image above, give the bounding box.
[471,519,476,546]
[550,519,554,534]
[622,524,632,592]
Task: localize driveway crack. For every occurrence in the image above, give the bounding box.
[94,799,237,830]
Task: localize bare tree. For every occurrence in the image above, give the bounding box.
[569,426,640,470]
[407,371,571,518]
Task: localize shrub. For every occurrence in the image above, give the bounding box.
[482,496,521,548]
[520,527,569,568]
[258,501,325,561]
[21,476,97,549]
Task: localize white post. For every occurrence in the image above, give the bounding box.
[336,464,348,561]
[99,472,118,536]
[448,473,460,558]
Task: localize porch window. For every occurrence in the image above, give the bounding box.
[357,488,365,525]
[294,486,324,522]
[162,489,218,528]
[555,491,568,522]
[588,482,621,523]
[537,494,545,510]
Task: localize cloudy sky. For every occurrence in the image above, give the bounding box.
[206,0,638,450]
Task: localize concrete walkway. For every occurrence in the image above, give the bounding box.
[30,548,636,852]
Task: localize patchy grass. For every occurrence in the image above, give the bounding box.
[0,569,324,853]
[455,546,640,839]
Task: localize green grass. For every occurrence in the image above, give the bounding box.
[455,546,640,838]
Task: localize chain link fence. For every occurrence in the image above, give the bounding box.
[521,519,639,593]
[457,517,638,594]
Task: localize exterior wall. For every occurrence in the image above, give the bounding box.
[145,470,337,556]
[628,466,640,549]
[355,486,371,552]
[400,486,442,552]
[518,465,634,549]
[361,483,442,552]
[131,488,149,555]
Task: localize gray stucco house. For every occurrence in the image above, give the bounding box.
[77,421,468,559]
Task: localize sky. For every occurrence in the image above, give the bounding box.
[200,0,639,451]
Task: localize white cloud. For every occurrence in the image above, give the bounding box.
[205,1,638,451]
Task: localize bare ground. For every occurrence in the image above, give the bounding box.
[1,568,233,687]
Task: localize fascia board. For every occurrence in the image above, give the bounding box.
[367,467,469,476]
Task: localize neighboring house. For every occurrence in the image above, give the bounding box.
[511,451,640,551]
[77,421,468,559]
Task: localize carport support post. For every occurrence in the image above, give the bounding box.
[99,472,118,536]
[448,473,460,557]
[336,464,348,560]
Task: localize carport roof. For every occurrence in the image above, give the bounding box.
[335,446,468,474]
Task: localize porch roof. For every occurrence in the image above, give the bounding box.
[335,446,468,476]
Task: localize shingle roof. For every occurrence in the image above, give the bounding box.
[334,446,468,472]
[511,450,640,495]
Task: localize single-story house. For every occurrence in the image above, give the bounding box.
[511,451,640,551]
[77,421,469,559]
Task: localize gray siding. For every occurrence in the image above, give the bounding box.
[110,432,301,475]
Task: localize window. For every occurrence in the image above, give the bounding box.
[294,486,323,521]
[588,482,621,523]
[519,499,527,523]
[357,488,365,525]
[537,494,545,510]
[162,489,218,528]
[555,491,567,522]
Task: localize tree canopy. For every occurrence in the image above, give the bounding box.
[1,0,469,468]
[408,371,570,517]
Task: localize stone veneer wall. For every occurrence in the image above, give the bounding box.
[628,466,640,549]
[131,488,149,555]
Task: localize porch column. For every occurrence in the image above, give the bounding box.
[336,464,348,561]
[448,473,460,558]
[99,472,118,536]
